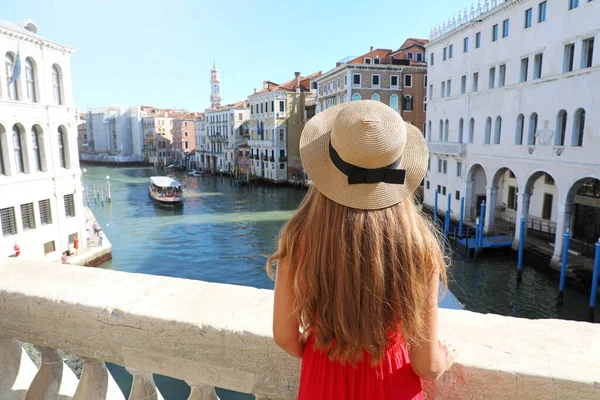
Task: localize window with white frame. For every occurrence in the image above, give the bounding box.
[449,45,453,58]
[337,77,341,89]
[489,67,496,88]
[279,128,285,142]
[390,75,399,88]
[279,100,285,112]
[407,52,413,60]
[581,38,595,69]
[64,194,76,218]
[6,53,19,100]
[534,53,543,79]
[39,199,52,225]
[404,74,412,87]
[1,207,17,237]
[21,203,36,231]
[403,95,413,111]
[25,57,37,102]
[499,64,506,87]
[372,74,380,87]
[374,57,380,64]
[365,58,372,64]
[353,74,361,86]
[416,53,423,62]
[457,163,463,177]
[461,75,467,94]
[52,64,63,105]
[446,80,451,97]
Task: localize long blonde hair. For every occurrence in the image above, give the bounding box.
[267,187,447,365]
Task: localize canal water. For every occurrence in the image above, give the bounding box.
[82,165,597,400]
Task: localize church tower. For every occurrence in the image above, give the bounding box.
[210,62,222,109]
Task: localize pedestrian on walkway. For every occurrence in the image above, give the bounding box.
[98,228,104,246]
[267,101,457,400]
[61,251,69,264]
[73,233,79,254]
[92,220,99,236]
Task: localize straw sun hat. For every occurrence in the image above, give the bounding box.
[300,100,429,210]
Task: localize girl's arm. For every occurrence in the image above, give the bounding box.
[408,264,457,380]
[272,256,303,358]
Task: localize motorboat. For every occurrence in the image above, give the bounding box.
[149,176,184,204]
[192,170,214,177]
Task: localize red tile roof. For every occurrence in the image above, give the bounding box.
[250,72,321,96]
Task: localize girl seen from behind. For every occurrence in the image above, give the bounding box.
[267,100,457,399]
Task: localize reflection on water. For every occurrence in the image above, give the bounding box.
[82,165,597,400]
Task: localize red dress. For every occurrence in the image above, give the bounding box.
[298,333,423,400]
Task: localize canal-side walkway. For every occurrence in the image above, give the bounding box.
[63,207,112,267]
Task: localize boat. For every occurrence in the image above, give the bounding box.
[188,169,197,176]
[149,176,184,204]
[192,170,214,177]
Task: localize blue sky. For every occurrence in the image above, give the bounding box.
[1,0,472,112]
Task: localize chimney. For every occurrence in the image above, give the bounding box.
[370,46,374,52]
[294,72,301,89]
[254,88,257,94]
[263,81,268,89]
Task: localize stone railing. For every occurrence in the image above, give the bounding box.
[1,259,599,400]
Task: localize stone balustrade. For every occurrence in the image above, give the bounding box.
[427,141,467,157]
[1,259,599,400]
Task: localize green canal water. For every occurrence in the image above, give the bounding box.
[82,165,597,399]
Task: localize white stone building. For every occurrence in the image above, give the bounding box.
[194,114,208,169]
[204,101,249,173]
[424,0,599,263]
[0,19,87,260]
[82,105,143,163]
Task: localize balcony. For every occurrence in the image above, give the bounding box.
[1,259,599,400]
[427,141,466,157]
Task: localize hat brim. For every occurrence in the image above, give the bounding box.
[300,103,429,210]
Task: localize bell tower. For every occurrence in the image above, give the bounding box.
[210,62,221,109]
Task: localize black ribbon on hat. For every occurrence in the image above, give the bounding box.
[329,142,406,185]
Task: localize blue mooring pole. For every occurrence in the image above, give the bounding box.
[475,217,480,252]
[444,194,451,241]
[589,238,600,321]
[478,201,486,251]
[433,190,438,225]
[458,197,465,237]
[517,217,526,283]
[558,229,571,304]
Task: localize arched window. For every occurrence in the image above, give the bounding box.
[0,124,6,176]
[572,108,585,147]
[469,118,475,143]
[352,93,361,101]
[484,117,492,144]
[32,126,42,172]
[555,110,567,146]
[403,95,413,111]
[390,94,399,111]
[52,65,63,105]
[494,116,502,144]
[438,120,443,141]
[444,119,449,141]
[25,57,37,102]
[458,118,464,143]
[371,93,380,101]
[5,53,19,100]
[427,121,432,141]
[515,114,524,145]
[528,113,538,145]
[12,125,24,173]
[58,126,68,169]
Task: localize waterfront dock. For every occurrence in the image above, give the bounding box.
[63,207,112,267]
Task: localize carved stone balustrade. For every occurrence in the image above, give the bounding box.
[1,259,599,399]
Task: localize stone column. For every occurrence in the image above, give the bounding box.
[484,185,498,233]
[25,347,63,400]
[464,181,474,221]
[513,191,532,249]
[187,382,220,400]
[551,202,573,266]
[126,368,164,400]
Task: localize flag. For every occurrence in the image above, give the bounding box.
[9,49,21,85]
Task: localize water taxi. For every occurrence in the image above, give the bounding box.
[149,176,184,205]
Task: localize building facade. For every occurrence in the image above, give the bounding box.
[248,72,320,183]
[424,0,599,263]
[77,113,87,156]
[313,40,428,131]
[172,113,197,166]
[83,105,144,163]
[194,114,208,170]
[0,19,87,260]
[204,101,249,173]
[141,108,188,166]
